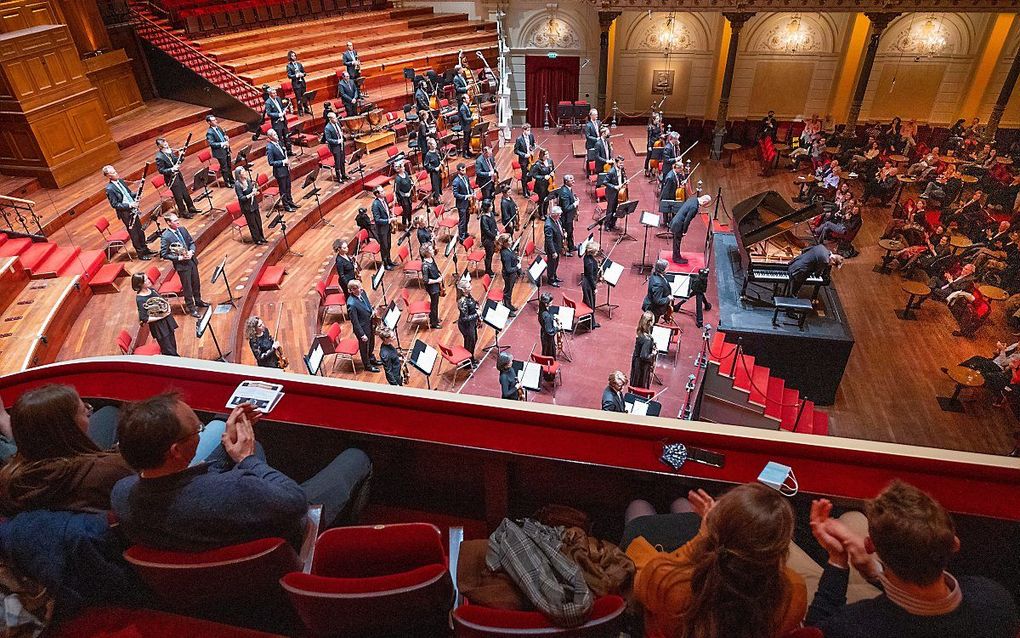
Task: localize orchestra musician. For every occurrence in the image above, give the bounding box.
[205,115,234,187]
[416,109,435,159]
[475,146,496,202]
[556,175,578,254]
[583,109,600,174]
[604,156,624,231]
[377,326,403,386]
[602,371,628,412]
[234,167,266,244]
[659,159,681,220]
[102,165,154,260]
[245,316,281,368]
[642,259,672,322]
[424,139,443,203]
[342,41,361,80]
[285,51,312,116]
[452,65,469,98]
[595,127,613,171]
[132,272,178,356]
[264,87,292,156]
[497,233,520,315]
[452,163,472,241]
[544,207,564,287]
[646,112,663,176]
[499,182,519,235]
[155,137,200,219]
[514,123,536,197]
[787,244,844,296]
[630,311,657,389]
[337,71,360,118]
[346,280,380,372]
[538,292,558,358]
[661,131,680,169]
[371,186,396,270]
[421,243,443,329]
[458,95,474,158]
[414,79,432,114]
[529,148,554,219]
[497,351,522,400]
[332,239,357,296]
[581,241,602,328]
[356,206,374,240]
[323,111,348,182]
[413,215,434,255]
[393,160,414,228]
[266,130,298,211]
[480,200,498,277]
[670,194,712,265]
[159,213,208,319]
[456,278,480,366]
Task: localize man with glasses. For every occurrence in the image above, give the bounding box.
[112,392,372,551]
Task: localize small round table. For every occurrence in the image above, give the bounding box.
[793,174,816,201]
[960,174,979,184]
[996,156,1013,166]
[894,174,917,205]
[950,235,973,254]
[825,146,840,155]
[875,238,903,274]
[723,142,741,168]
[979,284,1008,302]
[939,155,960,165]
[889,154,908,167]
[897,280,932,320]
[937,365,985,412]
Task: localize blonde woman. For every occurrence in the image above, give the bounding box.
[630,311,657,388]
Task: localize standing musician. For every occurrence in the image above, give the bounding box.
[514,123,536,196]
[452,163,472,241]
[499,182,519,235]
[234,167,266,244]
[661,131,680,169]
[787,244,843,296]
[497,233,520,315]
[603,156,624,231]
[544,207,564,287]
[155,137,200,219]
[245,316,281,368]
[458,95,475,158]
[332,239,357,296]
[497,351,522,400]
[595,127,613,171]
[159,213,208,318]
[642,259,672,322]
[421,243,443,329]
[393,161,414,228]
[538,292,558,358]
[414,79,432,115]
[480,200,498,277]
[475,146,496,202]
[323,111,348,182]
[132,272,178,356]
[630,311,657,389]
[556,175,578,254]
[583,109,601,174]
[645,112,663,176]
[424,138,444,203]
[416,109,435,159]
[371,186,396,270]
[342,41,361,80]
[452,65,469,98]
[346,280,380,372]
[264,87,292,156]
[673,268,711,328]
[581,241,602,328]
[602,370,628,412]
[337,71,360,118]
[102,165,154,260]
[669,194,712,265]
[456,278,480,366]
[285,51,311,116]
[204,115,233,187]
[377,327,403,386]
[529,148,554,219]
[265,130,298,211]
[659,159,681,221]
[413,215,434,254]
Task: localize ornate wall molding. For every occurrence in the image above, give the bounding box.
[527,17,580,49]
[636,20,695,51]
[579,0,1013,12]
[878,13,975,57]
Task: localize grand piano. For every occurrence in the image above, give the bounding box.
[733,190,829,300]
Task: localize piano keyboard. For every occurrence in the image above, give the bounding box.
[751,269,825,284]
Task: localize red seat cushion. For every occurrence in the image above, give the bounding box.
[282,563,445,595]
[455,595,624,630]
[324,293,346,307]
[134,341,162,355]
[49,607,287,638]
[159,271,183,295]
[335,337,360,356]
[89,263,126,290]
[258,265,286,290]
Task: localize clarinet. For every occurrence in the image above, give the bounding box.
[165,132,193,191]
[129,162,153,228]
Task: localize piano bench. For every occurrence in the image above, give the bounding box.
[772,296,813,330]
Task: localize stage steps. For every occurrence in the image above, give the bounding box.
[701,331,829,435]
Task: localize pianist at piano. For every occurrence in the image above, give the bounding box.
[789,245,845,297]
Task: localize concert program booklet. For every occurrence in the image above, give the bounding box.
[226,380,284,412]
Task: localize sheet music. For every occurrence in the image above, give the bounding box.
[651,325,671,352]
[602,259,624,286]
[411,339,437,375]
[626,398,650,416]
[305,344,325,375]
[578,233,595,256]
[641,211,660,227]
[667,273,691,298]
[483,301,510,331]
[383,305,401,330]
[528,257,547,284]
[553,305,575,331]
[518,361,542,391]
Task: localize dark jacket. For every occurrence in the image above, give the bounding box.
[544,218,564,256]
[105,179,137,213]
[601,387,626,412]
[788,244,832,280]
[643,273,671,312]
[160,226,197,267]
[266,141,289,179]
[481,214,498,243]
[249,328,280,368]
[500,367,520,399]
[347,292,374,339]
[379,343,403,386]
[205,126,230,158]
[0,453,134,516]
[235,179,258,214]
[453,174,472,211]
[514,133,535,160]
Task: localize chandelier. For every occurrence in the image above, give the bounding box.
[659,15,678,51]
[782,15,809,52]
[915,15,947,57]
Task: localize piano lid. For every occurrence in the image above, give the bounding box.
[732,190,821,248]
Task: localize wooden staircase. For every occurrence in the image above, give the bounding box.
[701,331,830,435]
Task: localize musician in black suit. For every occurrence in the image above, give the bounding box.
[377,327,402,386]
[286,51,311,115]
[500,183,519,235]
[323,111,348,182]
[233,168,266,244]
[423,139,443,203]
[630,311,657,389]
[332,239,357,296]
[556,175,578,253]
[102,165,154,260]
[673,267,712,328]
[393,161,414,228]
[538,292,557,359]
[414,80,431,114]
[659,160,681,217]
[371,186,396,269]
[669,194,711,265]
[581,241,601,328]
[514,124,536,196]
[474,146,496,202]
[594,128,613,171]
[645,112,663,175]
[421,243,443,329]
[529,148,554,219]
[155,137,200,219]
[601,371,627,412]
[416,109,435,159]
[346,280,379,372]
[497,233,520,315]
[451,163,472,241]
[413,216,434,255]
[497,351,521,400]
[603,157,622,231]
[661,132,679,168]
[338,71,359,118]
[264,88,291,155]
[159,213,208,318]
[642,259,672,321]
[204,115,233,187]
[342,42,361,79]
[456,279,479,365]
[453,65,469,98]
[544,207,564,286]
[787,244,843,296]
[458,96,474,158]
[265,130,297,211]
[583,109,600,173]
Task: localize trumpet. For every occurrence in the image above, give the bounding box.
[143,295,172,321]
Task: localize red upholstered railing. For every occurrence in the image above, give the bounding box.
[1,357,1018,521]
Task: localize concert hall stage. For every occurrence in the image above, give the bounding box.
[712,232,855,405]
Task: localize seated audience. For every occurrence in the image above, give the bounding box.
[930,262,976,301]
[899,118,917,156]
[848,139,881,173]
[862,162,898,205]
[111,392,372,551]
[807,480,1020,638]
[950,340,1020,405]
[907,146,940,179]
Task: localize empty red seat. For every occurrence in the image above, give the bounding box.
[49,606,288,638]
[258,265,286,290]
[16,242,56,274]
[90,263,126,292]
[452,595,625,637]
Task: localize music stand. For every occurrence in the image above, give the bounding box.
[614,199,638,243]
[371,264,388,304]
[510,359,542,399]
[527,256,547,287]
[286,121,307,157]
[597,258,624,318]
[234,145,254,180]
[382,301,403,350]
[268,213,301,256]
[482,299,511,354]
[665,273,695,320]
[633,210,660,273]
[211,256,237,307]
[196,305,230,362]
[303,89,317,114]
[409,338,437,390]
[301,167,331,228]
[657,200,682,238]
[349,147,368,191]
[192,168,223,215]
[309,333,336,375]
[624,392,662,416]
[304,339,327,376]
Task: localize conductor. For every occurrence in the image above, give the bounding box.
[669,194,711,265]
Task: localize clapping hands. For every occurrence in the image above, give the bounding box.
[810,499,879,578]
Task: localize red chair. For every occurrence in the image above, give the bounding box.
[354,228,381,269]
[282,524,453,637]
[452,595,626,637]
[627,385,656,400]
[530,352,560,394]
[438,210,460,240]
[256,173,279,200]
[400,288,431,325]
[316,280,346,323]
[438,343,474,381]
[317,145,336,175]
[465,236,485,275]
[116,329,160,356]
[95,217,130,260]
[562,294,593,333]
[123,538,301,617]
[50,606,289,638]
[322,322,360,373]
[399,244,423,285]
[197,149,221,186]
[226,201,249,242]
[482,274,503,303]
